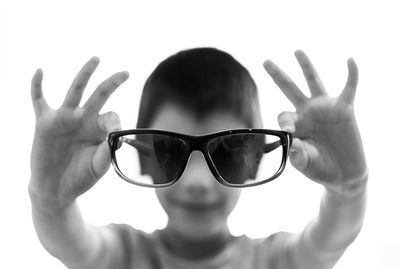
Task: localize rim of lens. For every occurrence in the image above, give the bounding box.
[206,133,284,187]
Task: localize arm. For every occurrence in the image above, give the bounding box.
[29,58,129,268]
[293,180,367,268]
[264,50,368,269]
[30,200,106,268]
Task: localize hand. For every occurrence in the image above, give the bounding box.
[264,50,368,197]
[29,57,129,211]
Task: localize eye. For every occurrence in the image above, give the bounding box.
[222,135,250,152]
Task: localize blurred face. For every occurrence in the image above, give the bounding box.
[149,104,246,240]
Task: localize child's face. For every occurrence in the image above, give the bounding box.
[149,103,249,240]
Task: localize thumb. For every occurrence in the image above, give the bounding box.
[289,138,318,173]
[91,111,121,180]
[91,140,112,180]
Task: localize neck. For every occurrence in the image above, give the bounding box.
[159,226,234,260]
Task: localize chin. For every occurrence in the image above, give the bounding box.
[169,212,227,240]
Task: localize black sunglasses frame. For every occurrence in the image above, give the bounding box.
[108,129,292,188]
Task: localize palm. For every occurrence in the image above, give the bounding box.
[33,109,101,200]
[30,58,129,208]
[264,51,367,194]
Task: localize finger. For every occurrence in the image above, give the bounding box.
[289,138,318,173]
[339,58,358,104]
[31,69,50,116]
[277,111,298,133]
[97,111,122,134]
[84,71,129,112]
[263,60,307,109]
[63,57,100,107]
[91,140,112,181]
[295,50,327,97]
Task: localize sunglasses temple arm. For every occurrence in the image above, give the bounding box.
[120,137,152,157]
[263,140,282,153]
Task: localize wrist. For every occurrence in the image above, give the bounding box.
[324,170,368,201]
[28,181,73,215]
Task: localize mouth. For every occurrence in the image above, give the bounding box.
[171,199,222,213]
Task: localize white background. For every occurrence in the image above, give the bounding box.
[1,0,399,268]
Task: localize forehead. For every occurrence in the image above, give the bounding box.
[149,103,247,135]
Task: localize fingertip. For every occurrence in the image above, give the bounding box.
[91,56,100,64]
[32,69,43,87]
[121,71,130,80]
[263,60,273,70]
[277,111,297,133]
[263,60,277,75]
[86,57,100,69]
[31,68,49,114]
[347,57,358,85]
[115,71,129,85]
[294,49,305,58]
[33,68,43,79]
[347,57,358,72]
[347,57,354,66]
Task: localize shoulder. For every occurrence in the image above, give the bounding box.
[105,223,143,242]
[233,232,297,269]
[263,232,298,269]
[241,231,294,252]
[222,232,296,269]
[100,223,157,269]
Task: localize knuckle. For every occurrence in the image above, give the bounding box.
[74,81,85,90]
[97,88,109,97]
[305,71,316,81]
[94,85,110,97]
[32,78,40,88]
[277,74,291,87]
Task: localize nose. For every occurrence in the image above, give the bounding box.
[178,150,215,196]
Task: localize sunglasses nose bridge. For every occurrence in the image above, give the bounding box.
[183,136,214,170]
[187,136,208,153]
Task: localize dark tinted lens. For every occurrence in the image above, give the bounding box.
[115,133,189,185]
[150,134,189,182]
[208,133,283,185]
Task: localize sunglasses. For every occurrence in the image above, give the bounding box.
[108,129,292,188]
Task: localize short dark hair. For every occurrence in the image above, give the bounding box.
[136,47,261,128]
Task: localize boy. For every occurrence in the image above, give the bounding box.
[29,48,368,268]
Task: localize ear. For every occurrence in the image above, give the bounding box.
[250,98,264,128]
